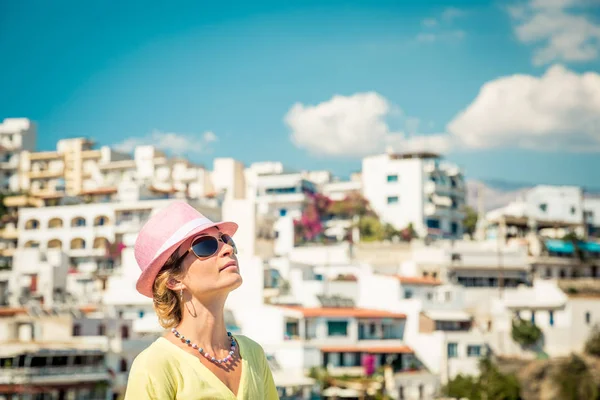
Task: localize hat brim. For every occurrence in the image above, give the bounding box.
[135,220,238,298]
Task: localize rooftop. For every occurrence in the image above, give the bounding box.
[321,345,413,354]
[396,276,442,286]
[279,306,406,319]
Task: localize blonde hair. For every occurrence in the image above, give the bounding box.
[152,251,185,329]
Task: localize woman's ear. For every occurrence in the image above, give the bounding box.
[166,278,184,292]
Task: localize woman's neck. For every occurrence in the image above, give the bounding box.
[175,295,230,353]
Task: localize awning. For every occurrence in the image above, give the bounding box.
[424,310,471,322]
[580,241,600,253]
[545,239,574,254]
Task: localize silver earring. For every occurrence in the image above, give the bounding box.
[180,288,183,301]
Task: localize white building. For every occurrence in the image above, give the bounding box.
[0,308,112,399]
[362,152,466,239]
[401,240,530,288]
[0,118,37,193]
[483,185,600,240]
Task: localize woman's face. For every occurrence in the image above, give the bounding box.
[177,227,242,300]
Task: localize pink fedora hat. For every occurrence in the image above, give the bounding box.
[134,201,238,298]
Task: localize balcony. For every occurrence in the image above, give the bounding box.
[0,365,110,385]
[29,169,63,179]
[0,226,18,240]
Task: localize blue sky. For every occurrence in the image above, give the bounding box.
[1,0,599,188]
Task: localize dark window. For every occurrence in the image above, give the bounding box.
[327,321,348,337]
[121,325,129,339]
[119,358,128,372]
[387,175,398,183]
[549,311,554,326]
[531,311,536,325]
[98,324,105,336]
[30,357,47,368]
[586,312,591,325]
[72,324,81,336]
[426,219,440,229]
[539,203,547,212]
[387,196,399,204]
[447,343,458,358]
[467,345,481,357]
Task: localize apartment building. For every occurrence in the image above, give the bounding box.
[400,240,531,288]
[0,118,37,193]
[362,152,466,239]
[0,308,111,400]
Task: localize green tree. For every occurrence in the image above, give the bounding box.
[463,205,478,239]
[358,215,384,242]
[443,358,521,400]
[512,318,542,347]
[585,324,600,357]
[554,354,598,400]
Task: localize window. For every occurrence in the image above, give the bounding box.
[451,222,459,235]
[119,358,128,372]
[571,206,576,215]
[279,209,287,217]
[447,343,458,358]
[531,311,536,325]
[72,324,81,336]
[404,289,413,299]
[71,217,86,227]
[121,325,129,339]
[426,219,440,229]
[387,196,399,204]
[549,311,554,327]
[467,345,481,357]
[398,386,404,400]
[387,175,398,183]
[97,324,105,336]
[138,310,145,318]
[586,312,591,325]
[327,321,348,337]
[539,203,548,212]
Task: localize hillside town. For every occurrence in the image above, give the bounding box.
[0,117,599,400]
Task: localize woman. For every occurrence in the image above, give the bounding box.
[124,201,279,399]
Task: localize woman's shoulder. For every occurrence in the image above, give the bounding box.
[132,337,180,368]
[234,334,266,356]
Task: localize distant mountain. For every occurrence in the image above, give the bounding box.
[466,180,531,212]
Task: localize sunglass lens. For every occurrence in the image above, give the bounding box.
[191,236,219,257]
[222,234,237,254]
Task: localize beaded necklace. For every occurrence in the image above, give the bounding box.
[171,327,237,365]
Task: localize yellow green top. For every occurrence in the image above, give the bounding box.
[124,335,279,399]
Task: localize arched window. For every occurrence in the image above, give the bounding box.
[71,217,86,227]
[24,219,40,230]
[70,238,86,250]
[24,240,40,248]
[48,239,62,249]
[48,218,63,229]
[93,237,108,249]
[94,216,109,226]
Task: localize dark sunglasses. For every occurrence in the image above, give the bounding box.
[174,233,237,266]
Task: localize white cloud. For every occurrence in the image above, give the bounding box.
[288,66,600,157]
[441,7,465,22]
[417,7,467,43]
[203,131,218,142]
[422,18,438,27]
[417,33,437,43]
[114,130,218,155]
[447,65,600,152]
[285,93,451,157]
[509,0,600,65]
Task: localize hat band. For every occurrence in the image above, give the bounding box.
[154,217,213,257]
